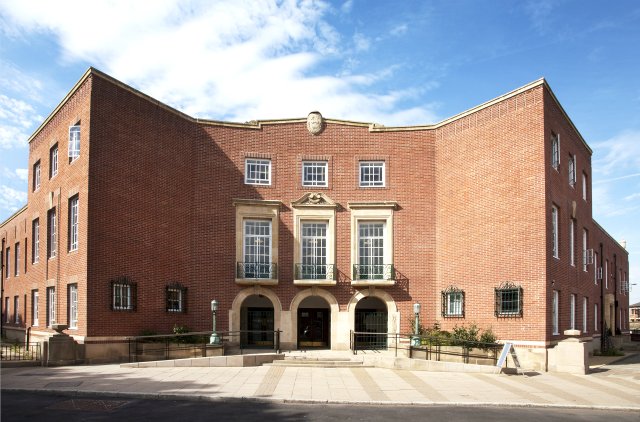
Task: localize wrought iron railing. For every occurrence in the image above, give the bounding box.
[295,263,335,280]
[349,331,503,366]
[127,330,282,363]
[0,342,41,361]
[236,262,277,279]
[352,264,394,280]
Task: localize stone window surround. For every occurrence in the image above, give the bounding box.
[348,201,397,286]
[233,199,282,285]
[291,193,337,286]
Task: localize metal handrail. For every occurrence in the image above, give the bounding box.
[0,342,41,361]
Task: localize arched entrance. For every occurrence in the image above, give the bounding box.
[354,296,388,349]
[297,296,330,348]
[241,294,274,347]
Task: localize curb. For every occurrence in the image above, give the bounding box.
[3,387,639,412]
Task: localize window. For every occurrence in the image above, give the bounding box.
[47,208,57,258]
[442,286,465,317]
[299,222,328,279]
[32,219,39,264]
[594,252,599,285]
[68,284,78,329]
[356,222,389,279]
[552,290,559,335]
[68,195,79,251]
[68,124,80,163]
[359,161,385,187]
[570,294,576,330]
[245,158,271,185]
[302,161,328,187]
[4,297,8,323]
[551,205,559,258]
[568,154,576,187]
[5,247,9,278]
[594,303,598,332]
[46,287,55,327]
[241,220,273,279]
[605,259,608,289]
[569,219,575,266]
[166,283,187,313]
[50,144,58,178]
[582,229,588,272]
[495,282,523,317]
[582,297,588,334]
[32,290,39,326]
[33,160,40,191]
[14,242,19,276]
[13,296,19,323]
[551,133,560,170]
[582,173,587,200]
[111,277,136,311]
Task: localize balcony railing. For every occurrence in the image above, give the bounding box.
[353,264,394,280]
[236,262,277,279]
[295,263,336,280]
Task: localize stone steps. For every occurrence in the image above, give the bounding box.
[264,356,371,368]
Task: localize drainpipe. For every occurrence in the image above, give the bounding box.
[613,254,618,336]
[1,236,5,337]
[599,242,604,352]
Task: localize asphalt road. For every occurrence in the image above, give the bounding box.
[2,391,639,422]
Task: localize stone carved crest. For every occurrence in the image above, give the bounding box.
[291,192,336,208]
[306,111,324,135]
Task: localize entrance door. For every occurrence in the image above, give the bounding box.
[298,308,329,348]
[354,309,388,349]
[246,307,274,347]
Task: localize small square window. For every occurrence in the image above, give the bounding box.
[441,287,465,317]
[166,283,187,313]
[245,159,271,185]
[495,282,523,317]
[302,161,328,187]
[111,277,136,311]
[359,161,385,187]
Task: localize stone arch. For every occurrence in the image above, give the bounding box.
[230,286,283,333]
[290,288,339,349]
[347,288,399,336]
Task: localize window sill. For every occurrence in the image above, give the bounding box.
[351,279,396,287]
[294,279,336,286]
[235,278,278,286]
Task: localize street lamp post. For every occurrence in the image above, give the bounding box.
[209,299,220,345]
[412,302,421,346]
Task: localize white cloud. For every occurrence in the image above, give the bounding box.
[389,23,408,37]
[0,184,27,215]
[340,0,353,14]
[14,168,27,181]
[0,0,438,125]
[0,94,42,149]
[592,130,640,176]
[625,192,640,201]
[353,32,370,52]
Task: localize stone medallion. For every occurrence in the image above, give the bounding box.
[306,111,324,135]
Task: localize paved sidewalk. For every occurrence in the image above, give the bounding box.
[2,354,639,410]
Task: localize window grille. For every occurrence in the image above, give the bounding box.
[495,282,523,317]
[551,133,560,170]
[69,125,80,162]
[111,276,137,311]
[568,155,576,186]
[302,161,328,187]
[441,286,465,317]
[68,284,78,329]
[166,282,187,312]
[69,195,79,251]
[50,144,58,178]
[242,220,273,278]
[33,161,40,191]
[245,159,271,185]
[32,219,39,264]
[359,161,385,187]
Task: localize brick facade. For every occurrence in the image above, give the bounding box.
[1,68,630,353]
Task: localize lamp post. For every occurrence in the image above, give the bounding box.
[209,299,220,345]
[412,302,421,346]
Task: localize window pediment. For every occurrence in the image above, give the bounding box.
[291,192,337,208]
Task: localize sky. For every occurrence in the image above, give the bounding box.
[0,0,639,304]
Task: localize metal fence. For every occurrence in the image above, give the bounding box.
[349,331,503,366]
[0,342,42,361]
[127,330,281,363]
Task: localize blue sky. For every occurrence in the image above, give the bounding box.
[0,0,638,303]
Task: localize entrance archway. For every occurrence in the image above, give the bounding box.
[297,296,330,348]
[240,295,274,347]
[354,296,388,349]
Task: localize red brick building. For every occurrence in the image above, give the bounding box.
[1,68,630,368]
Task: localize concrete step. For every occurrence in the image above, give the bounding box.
[265,359,371,368]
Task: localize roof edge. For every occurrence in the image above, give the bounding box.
[592,219,629,255]
[0,204,28,229]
